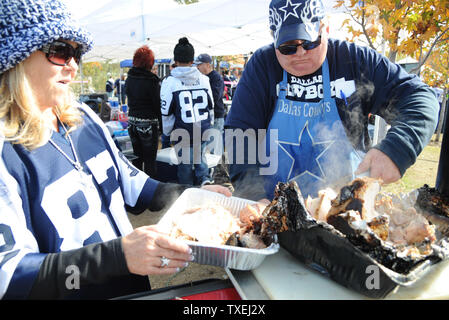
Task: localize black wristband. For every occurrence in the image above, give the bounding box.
[28,238,149,299]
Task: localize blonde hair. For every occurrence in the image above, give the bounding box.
[0,62,83,150]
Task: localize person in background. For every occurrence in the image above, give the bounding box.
[125,46,161,178]
[225,0,438,201]
[222,70,234,100]
[105,72,115,98]
[194,53,225,148]
[222,70,231,82]
[151,64,159,76]
[160,37,215,186]
[229,71,236,82]
[0,0,231,300]
[114,73,127,105]
[195,54,233,189]
[161,60,177,148]
[231,69,240,82]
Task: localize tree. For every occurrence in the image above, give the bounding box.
[334,0,449,70]
[421,41,449,142]
[334,1,449,143]
[71,60,121,96]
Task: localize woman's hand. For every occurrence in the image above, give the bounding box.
[201,184,232,197]
[121,225,193,275]
[121,185,231,276]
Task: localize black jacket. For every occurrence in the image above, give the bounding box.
[207,70,225,119]
[125,67,161,120]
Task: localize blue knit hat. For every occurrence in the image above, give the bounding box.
[0,0,93,74]
[269,0,324,48]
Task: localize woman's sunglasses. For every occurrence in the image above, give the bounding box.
[278,36,322,55]
[40,41,82,66]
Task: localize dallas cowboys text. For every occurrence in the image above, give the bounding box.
[278,99,331,117]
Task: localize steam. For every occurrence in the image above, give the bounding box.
[230,166,269,201]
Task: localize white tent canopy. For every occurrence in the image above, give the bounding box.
[63,0,349,62]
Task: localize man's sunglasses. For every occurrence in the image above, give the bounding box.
[40,41,82,66]
[278,36,322,55]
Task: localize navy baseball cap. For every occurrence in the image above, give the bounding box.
[269,0,324,48]
[194,53,212,65]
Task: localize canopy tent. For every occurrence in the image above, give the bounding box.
[119,58,171,68]
[77,0,270,62]
[65,0,349,62]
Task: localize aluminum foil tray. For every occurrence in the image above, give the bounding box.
[157,188,279,270]
[279,189,449,299]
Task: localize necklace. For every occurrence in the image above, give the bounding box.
[48,116,83,172]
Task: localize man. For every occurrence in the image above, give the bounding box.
[160,37,215,186]
[195,54,233,188]
[195,53,225,150]
[225,0,439,201]
[114,73,127,105]
[105,72,114,98]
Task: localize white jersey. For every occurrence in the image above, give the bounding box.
[160,66,214,142]
[0,103,159,298]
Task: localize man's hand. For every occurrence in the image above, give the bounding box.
[356,148,401,184]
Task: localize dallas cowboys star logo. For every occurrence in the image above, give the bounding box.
[279,0,302,21]
[277,120,334,183]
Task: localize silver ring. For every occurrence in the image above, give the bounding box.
[160,256,170,268]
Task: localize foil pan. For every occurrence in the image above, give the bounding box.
[279,187,449,299]
[157,188,279,270]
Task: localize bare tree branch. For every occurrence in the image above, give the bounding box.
[411,26,449,74]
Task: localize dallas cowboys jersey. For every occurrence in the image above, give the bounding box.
[160,66,214,143]
[225,38,438,200]
[0,103,161,299]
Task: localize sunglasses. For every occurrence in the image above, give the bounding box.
[278,36,322,55]
[40,41,82,66]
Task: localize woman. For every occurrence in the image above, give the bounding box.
[125,46,161,177]
[0,0,230,300]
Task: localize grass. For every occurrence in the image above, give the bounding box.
[382,139,442,195]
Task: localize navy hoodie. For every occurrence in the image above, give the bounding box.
[225,39,439,200]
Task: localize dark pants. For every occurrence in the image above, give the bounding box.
[128,119,159,178]
[176,142,211,186]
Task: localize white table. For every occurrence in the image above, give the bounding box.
[226,247,449,300]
